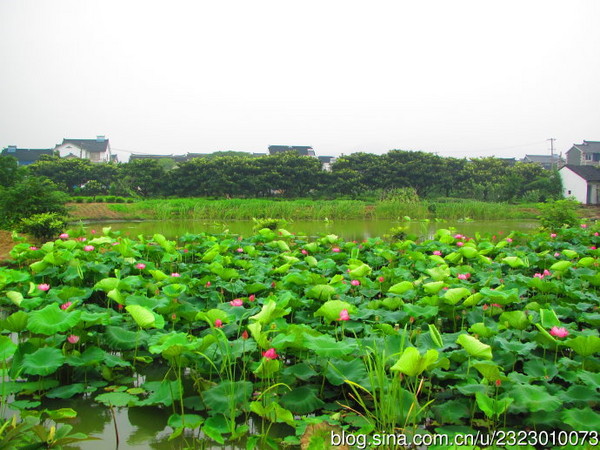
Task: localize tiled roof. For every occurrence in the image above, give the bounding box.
[571,140,600,154]
[0,147,53,162]
[524,154,562,163]
[562,164,600,181]
[59,138,109,153]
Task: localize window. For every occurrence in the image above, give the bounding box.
[568,190,572,195]
[585,153,592,160]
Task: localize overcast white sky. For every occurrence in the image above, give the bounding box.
[1,0,598,162]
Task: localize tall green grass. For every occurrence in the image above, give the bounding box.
[107,198,538,221]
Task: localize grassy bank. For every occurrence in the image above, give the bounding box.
[100,198,539,221]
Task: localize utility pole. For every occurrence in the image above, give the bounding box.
[548,138,556,170]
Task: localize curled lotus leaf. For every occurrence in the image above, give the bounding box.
[27,303,82,335]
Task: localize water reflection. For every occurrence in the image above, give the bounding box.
[80,218,538,242]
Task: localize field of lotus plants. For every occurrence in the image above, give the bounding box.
[1,225,599,449]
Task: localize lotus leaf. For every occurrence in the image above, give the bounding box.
[565,335,600,356]
[390,346,439,377]
[280,386,325,414]
[27,303,81,335]
[22,347,65,376]
[314,300,356,323]
[456,334,493,360]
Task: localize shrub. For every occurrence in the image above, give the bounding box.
[0,177,69,230]
[18,213,66,240]
[537,198,581,229]
[252,217,288,231]
[105,195,116,203]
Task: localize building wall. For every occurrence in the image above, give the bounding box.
[559,168,589,203]
[566,148,581,165]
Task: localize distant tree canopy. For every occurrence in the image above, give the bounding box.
[23,150,562,202]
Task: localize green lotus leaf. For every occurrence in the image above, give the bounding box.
[468,322,496,338]
[167,413,204,430]
[423,281,445,294]
[456,334,492,360]
[472,361,503,383]
[462,292,483,307]
[45,408,78,420]
[306,284,335,300]
[280,386,324,414]
[202,381,252,414]
[403,304,439,320]
[196,309,231,326]
[249,299,291,324]
[162,283,187,298]
[388,281,414,295]
[314,300,356,323]
[550,260,571,272]
[47,383,87,399]
[95,392,138,407]
[125,305,155,328]
[390,346,439,377]
[93,277,120,292]
[578,256,595,267]
[562,249,578,259]
[27,303,82,335]
[509,384,561,413]
[325,359,368,386]
[66,347,107,368]
[6,291,24,306]
[152,233,176,253]
[283,363,318,381]
[1,310,29,332]
[22,347,65,376]
[499,311,530,330]
[148,269,169,281]
[305,256,318,267]
[459,246,478,258]
[479,287,519,305]
[561,407,600,431]
[565,335,600,356]
[425,266,450,281]
[539,308,561,328]
[349,263,371,278]
[137,380,181,407]
[428,324,444,348]
[304,334,357,358]
[559,385,600,403]
[0,335,17,360]
[253,357,281,378]
[502,256,525,268]
[476,392,512,419]
[104,326,146,350]
[149,332,198,358]
[443,287,471,305]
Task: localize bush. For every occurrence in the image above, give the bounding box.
[105,195,116,203]
[18,213,66,240]
[252,217,288,231]
[537,198,581,229]
[0,177,69,230]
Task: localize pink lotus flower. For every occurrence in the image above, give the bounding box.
[301,249,308,255]
[581,224,587,228]
[491,303,502,308]
[591,246,597,250]
[77,237,86,242]
[183,248,189,253]
[29,246,38,251]
[67,335,80,344]
[550,233,557,238]
[237,248,244,253]
[60,301,72,310]
[543,269,551,277]
[595,232,599,236]
[533,273,544,279]
[230,298,243,306]
[457,273,470,280]
[215,319,223,328]
[338,309,350,321]
[37,283,50,292]
[135,263,146,270]
[554,252,560,257]
[262,348,278,359]
[112,242,119,246]
[454,234,464,239]
[241,330,249,339]
[332,247,341,253]
[83,245,95,252]
[433,250,442,256]
[171,272,181,277]
[91,229,97,234]
[456,242,464,247]
[351,279,360,286]
[205,281,211,287]
[506,238,513,243]
[248,294,255,302]
[59,233,69,239]
[377,276,385,282]
[550,326,569,338]
[171,313,177,320]
[495,379,501,387]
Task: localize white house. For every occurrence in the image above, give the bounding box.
[565,140,600,166]
[559,165,600,204]
[54,136,112,163]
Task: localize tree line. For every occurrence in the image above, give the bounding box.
[2,150,561,203]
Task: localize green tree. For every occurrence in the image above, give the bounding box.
[0,155,21,187]
[120,159,167,197]
[0,177,69,229]
[28,156,93,192]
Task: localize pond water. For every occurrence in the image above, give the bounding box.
[79,218,539,242]
[10,218,539,449]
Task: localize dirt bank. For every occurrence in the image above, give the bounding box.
[66,203,141,221]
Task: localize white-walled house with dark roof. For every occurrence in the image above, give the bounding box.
[559,165,600,204]
[54,136,112,163]
[565,140,600,166]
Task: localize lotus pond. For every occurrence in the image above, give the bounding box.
[1,225,599,449]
